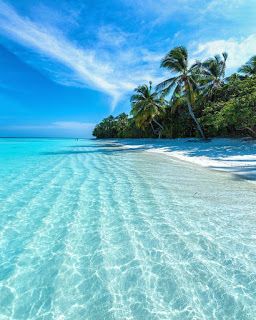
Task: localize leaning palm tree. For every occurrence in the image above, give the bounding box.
[239,55,256,77]
[131,82,165,138]
[198,52,228,97]
[156,46,206,139]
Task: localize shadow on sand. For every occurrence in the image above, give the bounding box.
[42,138,256,181]
[40,145,149,156]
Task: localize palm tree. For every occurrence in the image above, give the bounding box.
[239,56,256,77]
[156,46,206,139]
[131,82,165,138]
[198,52,228,97]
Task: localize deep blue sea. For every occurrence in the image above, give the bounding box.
[0,138,256,319]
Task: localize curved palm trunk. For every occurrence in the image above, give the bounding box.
[150,121,157,136]
[152,119,164,138]
[245,127,256,138]
[185,81,206,139]
[187,101,206,139]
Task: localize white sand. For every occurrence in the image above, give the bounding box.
[120,138,256,182]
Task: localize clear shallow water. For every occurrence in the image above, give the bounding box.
[0,138,256,320]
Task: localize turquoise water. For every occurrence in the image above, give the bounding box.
[0,138,256,320]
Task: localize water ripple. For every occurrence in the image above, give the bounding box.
[0,140,256,319]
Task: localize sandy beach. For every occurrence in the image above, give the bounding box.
[120,138,256,182]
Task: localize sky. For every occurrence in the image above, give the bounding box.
[0,0,255,137]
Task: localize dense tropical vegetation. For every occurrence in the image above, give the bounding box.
[93,47,256,139]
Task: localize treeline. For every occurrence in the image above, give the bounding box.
[93,47,256,139]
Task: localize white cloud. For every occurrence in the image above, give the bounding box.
[193,34,256,70]
[0,1,164,109]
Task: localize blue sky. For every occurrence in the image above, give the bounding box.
[0,0,255,137]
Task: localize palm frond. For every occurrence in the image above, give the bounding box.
[160,46,188,73]
[239,55,256,76]
[156,76,178,93]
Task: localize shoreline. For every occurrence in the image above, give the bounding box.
[118,138,256,182]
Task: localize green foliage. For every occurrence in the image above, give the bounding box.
[161,105,195,138]
[196,52,227,98]
[156,46,206,139]
[93,47,256,139]
[92,115,117,138]
[131,82,166,137]
[92,113,153,139]
[201,76,256,137]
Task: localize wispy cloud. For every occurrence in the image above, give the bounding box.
[122,0,254,29]
[120,0,217,23]
[97,25,129,48]
[204,0,247,14]
[122,0,195,20]
[0,1,120,99]
[0,1,164,109]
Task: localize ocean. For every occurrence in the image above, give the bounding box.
[0,138,255,319]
